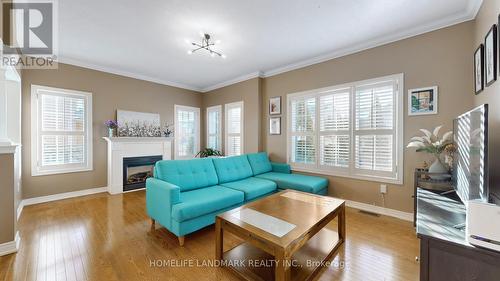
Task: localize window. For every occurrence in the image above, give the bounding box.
[287,74,403,184]
[31,85,93,176]
[206,105,222,151]
[225,101,244,156]
[174,105,200,159]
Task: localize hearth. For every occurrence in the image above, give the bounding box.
[122,155,162,191]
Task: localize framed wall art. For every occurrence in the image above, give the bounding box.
[474,44,485,94]
[408,86,438,116]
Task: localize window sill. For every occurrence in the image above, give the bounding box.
[290,166,403,185]
[32,166,93,177]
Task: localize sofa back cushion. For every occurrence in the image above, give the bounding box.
[212,155,253,184]
[154,158,218,192]
[247,152,272,175]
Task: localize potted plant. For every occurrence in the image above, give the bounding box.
[196,148,223,158]
[104,120,118,137]
[407,125,453,179]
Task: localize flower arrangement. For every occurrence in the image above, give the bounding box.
[407,125,453,176]
[104,120,118,129]
[104,120,118,137]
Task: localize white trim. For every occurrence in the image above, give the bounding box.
[201,72,262,93]
[206,105,222,151]
[0,144,18,154]
[346,200,413,222]
[30,85,93,176]
[22,186,107,206]
[57,57,203,92]
[0,231,20,256]
[224,101,244,156]
[174,104,201,159]
[16,201,23,221]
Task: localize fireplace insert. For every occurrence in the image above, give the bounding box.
[122,155,162,191]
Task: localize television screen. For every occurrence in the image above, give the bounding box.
[452,104,489,204]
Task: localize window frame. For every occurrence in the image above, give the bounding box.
[286,74,404,184]
[224,101,244,156]
[31,84,93,176]
[174,104,200,160]
[206,105,222,151]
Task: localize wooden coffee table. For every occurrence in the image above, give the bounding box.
[215,190,346,281]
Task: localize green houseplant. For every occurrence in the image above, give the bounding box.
[196,148,223,158]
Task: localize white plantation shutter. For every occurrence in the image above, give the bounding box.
[31,85,92,176]
[354,81,396,177]
[319,90,350,169]
[206,105,221,151]
[175,105,200,159]
[287,74,403,184]
[225,101,243,156]
[290,97,316,165]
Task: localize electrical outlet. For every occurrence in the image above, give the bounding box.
[380,184,387,194]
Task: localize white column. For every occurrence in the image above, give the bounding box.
[0,69,10,145]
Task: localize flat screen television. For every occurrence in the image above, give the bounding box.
[452,104,489,205]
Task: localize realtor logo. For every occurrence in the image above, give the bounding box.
[1,0,58,68]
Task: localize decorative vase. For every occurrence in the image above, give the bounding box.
[108,128,115,138]
[429,157,448,180]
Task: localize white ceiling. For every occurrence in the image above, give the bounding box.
[58,0,482,92]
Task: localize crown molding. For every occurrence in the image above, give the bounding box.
[57,57,203,92]
[200,71,263,93]
[56,0,483,94]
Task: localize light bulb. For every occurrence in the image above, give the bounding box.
[210,52,215,57]
[221,54,226,59]
[187,50,193,55]
[215,39,221,44]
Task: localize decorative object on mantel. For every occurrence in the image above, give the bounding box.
[407,125,453,180]
[484,24,497,86]
[269,96,281,115]
[104,120,118,137]
[117,110,161,137]
[162,122,174,137]
[474,44,485,94]
[195,148,223,158]
[408,86,438,116]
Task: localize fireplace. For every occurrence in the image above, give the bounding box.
[122,155,162,191]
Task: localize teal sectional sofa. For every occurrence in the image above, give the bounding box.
[146,152,328,245]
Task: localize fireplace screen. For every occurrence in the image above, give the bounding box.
[123,155,162,191]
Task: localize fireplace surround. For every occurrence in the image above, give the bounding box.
[123,155,162,191]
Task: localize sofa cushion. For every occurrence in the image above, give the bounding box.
[220,177,277,200]
[154,158,218,192]
[247,152,273,175]
[255,172,328,194]
[171,186,244,222]
[212,155,253,184]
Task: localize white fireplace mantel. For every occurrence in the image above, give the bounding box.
[103,137,172,194]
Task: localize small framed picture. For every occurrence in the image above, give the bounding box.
[269,117,281,135]
[269,96,281,115]
[408,86,438,116]
[485,24,497,86]
[474,44,484,94]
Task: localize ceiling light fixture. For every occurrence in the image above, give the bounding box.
[187,33,226,58]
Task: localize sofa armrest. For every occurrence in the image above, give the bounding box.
[271,162,291,174]
[146,178,181,229]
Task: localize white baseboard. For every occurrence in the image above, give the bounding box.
[346,200,413,222]
[21,186,108,207]
[0,231,20,256]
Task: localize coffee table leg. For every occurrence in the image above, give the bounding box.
[275,250,291,281]
[215,217,223,261]
[338,204,346,242]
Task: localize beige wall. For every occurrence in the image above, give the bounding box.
[261,22,474,213]
[0,153,15,244]
[473,0,500,201]
[22,63,202,199]
[202,78,262,153]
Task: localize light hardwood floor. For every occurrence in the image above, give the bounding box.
[0,191,419,281]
